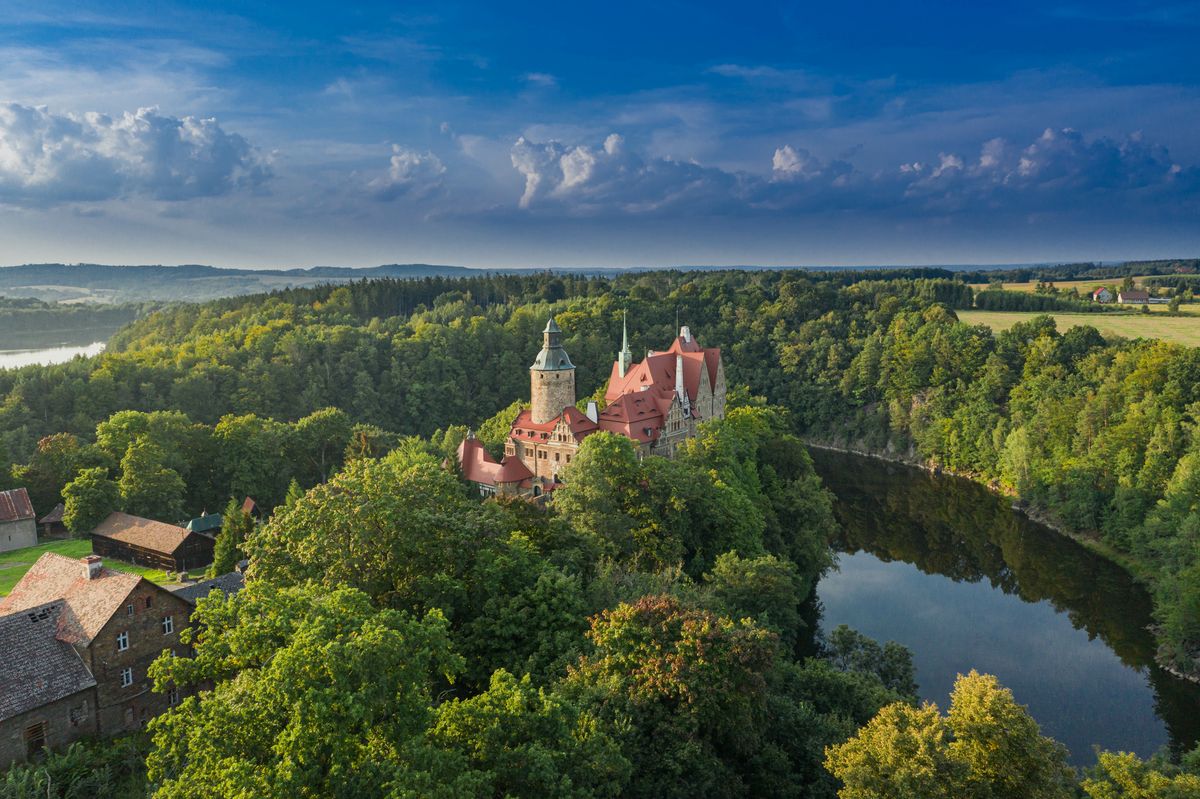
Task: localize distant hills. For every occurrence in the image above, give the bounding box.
[1,260,1189,304]
[0,263,486,303]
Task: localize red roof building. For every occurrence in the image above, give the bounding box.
[457,316,726,498]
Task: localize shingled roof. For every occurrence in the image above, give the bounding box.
[92,512,193,555]
[457,437,534,485]
[0,553,142,646]
[0,602,95,722]
[172,571,245,605]
[0,487,35,523]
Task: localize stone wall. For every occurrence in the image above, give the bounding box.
[530,368,575,425]
[0,689,96,770]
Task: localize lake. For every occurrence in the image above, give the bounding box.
[809,447,1200,765]
[0,341,106,369]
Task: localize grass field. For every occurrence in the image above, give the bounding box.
[0,538,203,596]
[967,276,1154,294]
[958,310,1200,347]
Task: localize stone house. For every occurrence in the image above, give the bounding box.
[0,553,195,768]
[0,487,37,554]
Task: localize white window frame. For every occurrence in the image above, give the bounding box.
[161,615,174,635]
[117,631,129,651]
[121,667,134,687]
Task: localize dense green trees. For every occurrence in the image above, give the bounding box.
[61,466,119,534]
[825,671,1075,799]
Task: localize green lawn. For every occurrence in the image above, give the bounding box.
[0,538,203,596]
[958,310,1200,347]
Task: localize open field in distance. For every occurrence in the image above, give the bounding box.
[958,310,1200,346]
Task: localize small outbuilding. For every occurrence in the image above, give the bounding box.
[0,488,37,554]
[1118,289,1150,304]
[184,512,222,537]
[90,512,214,573]
[38,504,67,539]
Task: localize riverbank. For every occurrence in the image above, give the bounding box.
[803,437,1199,685]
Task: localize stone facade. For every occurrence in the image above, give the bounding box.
[529,319,576,424]
[77,580,193,735]
[0,691,96,770]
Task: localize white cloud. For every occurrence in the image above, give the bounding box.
[368,145,446,200]
[0,103,270,206]
[510,133,743,213]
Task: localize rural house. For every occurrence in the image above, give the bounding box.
[38,503,68,538]
[1091,287,1113,303]
[0,488,37,554]
[184,512,222,537]
[91,512,215,573]
[0,553,195,768]
[1118,289,1150,304]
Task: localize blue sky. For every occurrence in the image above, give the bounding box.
[0,0,1197,268]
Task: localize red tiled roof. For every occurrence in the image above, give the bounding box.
[0,552,143,645]
[0,487,34,523]
[457,437,534,486]
[510,407,598,442]
[604,348,717,407]
[597,392,666,443]
[91,511,193,555]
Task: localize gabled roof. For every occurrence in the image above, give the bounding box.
[91,511,194,555]
[457,437,534,486]
[172,571,245,605]
[39,503,65,525]
[510,407,598,442]
[185,513,222,535]
[0,601,96,722]
[241,497,259,516]
[604,328,719,408]
[1119,289,1150,301]
[0,487,35,523]
[597,392,669,443]
[0,552,143,646]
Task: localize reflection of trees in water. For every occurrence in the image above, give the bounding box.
[810,448,1200,757]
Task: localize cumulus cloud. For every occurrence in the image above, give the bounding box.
[0,103,270,205]
[507,127,1198,219]
[368,145,446,200]
[510,133,744,213]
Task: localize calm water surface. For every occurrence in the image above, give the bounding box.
[0,341,106,369]
[810,448,1200,765]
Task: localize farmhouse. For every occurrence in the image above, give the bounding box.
[91,512,215,573]
[0,487,37,554]
[1118,289,1150,304]
[458,317,726,497]
[1092,287,1113,303]
[0,553,195,768]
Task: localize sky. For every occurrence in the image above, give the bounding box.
[0,0,1197,269]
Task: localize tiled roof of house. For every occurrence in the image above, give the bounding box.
[91,511,192,555]
[1119,290,1150,301]
[0,487,35,523]
[597,392,668,443]
[241,497,259,516]
[510,406,598,442]
[457,437,534,486]
[0,602,96,722]
[0,552,142,645]
[39,502,65,525]
[172,571,245,604]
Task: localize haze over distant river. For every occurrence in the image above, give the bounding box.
[809,447,1200,766]
[0,341,106,369]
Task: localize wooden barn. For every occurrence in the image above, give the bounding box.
[90,512,214,573]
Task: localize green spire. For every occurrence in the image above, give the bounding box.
[618,310,633,378]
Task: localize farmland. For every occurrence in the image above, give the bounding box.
[958,310,1200,346]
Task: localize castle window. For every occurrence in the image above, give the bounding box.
[555,452,560,462]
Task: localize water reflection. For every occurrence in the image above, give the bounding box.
[0,341,106,369]
[809,447,1200,764]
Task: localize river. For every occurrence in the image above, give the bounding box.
[809,447,1200,765]
[0,341,107,369]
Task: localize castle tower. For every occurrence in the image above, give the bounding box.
[530,318,576,424]
[618,311,633,378]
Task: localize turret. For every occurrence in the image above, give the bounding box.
[675,353,691,417]
[530,318,576,424]
[618,311,633,378]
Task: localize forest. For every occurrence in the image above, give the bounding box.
[3,268,1200,797]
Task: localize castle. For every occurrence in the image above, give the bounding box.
[457,317,726,497]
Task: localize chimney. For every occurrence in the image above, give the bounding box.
[676,353,691,416]
[586,400,599,423]
[82,555,103,580]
